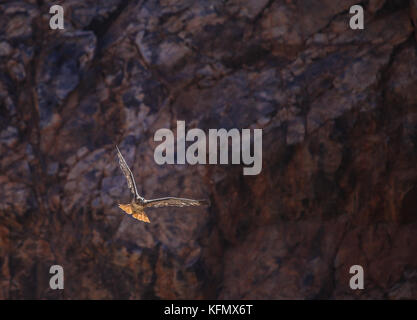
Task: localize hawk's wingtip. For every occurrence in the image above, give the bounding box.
[200,199,211,206]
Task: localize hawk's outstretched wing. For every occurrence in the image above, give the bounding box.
[116,145,142,200]
[144,197,209,208]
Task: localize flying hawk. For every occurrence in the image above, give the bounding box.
[116,145,209,223]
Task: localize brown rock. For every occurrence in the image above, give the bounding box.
[0,0,416,299]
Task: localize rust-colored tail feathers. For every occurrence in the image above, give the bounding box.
[118,204,150,223]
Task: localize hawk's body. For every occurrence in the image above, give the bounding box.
[116,146,209,223]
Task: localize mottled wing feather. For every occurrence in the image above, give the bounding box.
[116,146,140,199]
[144,197,209,208]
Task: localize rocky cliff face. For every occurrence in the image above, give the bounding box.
[1,0,417,299]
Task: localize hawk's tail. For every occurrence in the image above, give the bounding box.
[118,204,151,223]
[132,211,150,223]
[118,203,133,214]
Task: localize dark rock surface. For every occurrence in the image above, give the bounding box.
[0,0,416,299]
